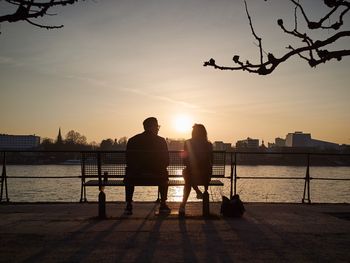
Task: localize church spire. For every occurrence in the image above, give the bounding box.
[56,127,63,144]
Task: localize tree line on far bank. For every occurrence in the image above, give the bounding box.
[40,130,127,151]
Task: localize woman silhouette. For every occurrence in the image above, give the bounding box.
[179,124,212,215]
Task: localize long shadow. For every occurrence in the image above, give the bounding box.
[178,218,199,262]
[24,205,160,263]
[114,203,158,262]
[133,213,164,262]
[222,214,298,262]
[203,218,233,262]
[23,218,102,263]
[65,218,124,262]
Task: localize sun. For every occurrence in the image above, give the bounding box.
[173,115,192,133]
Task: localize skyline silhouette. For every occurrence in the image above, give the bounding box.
[1,128,348,150]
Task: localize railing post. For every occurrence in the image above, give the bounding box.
[230,152,233,198]
[1,152,9,203]
[80,152,86,203]
[302,153,311,204]
[234,152,237,196]
[97,152,106,219]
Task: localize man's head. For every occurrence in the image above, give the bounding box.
[143,117,160,135]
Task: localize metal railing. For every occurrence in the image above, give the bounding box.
[230,151,350,203]
[1,150,350,203]
[0,150,83,202]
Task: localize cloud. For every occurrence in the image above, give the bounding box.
[61,73,216,113]
[0,56,24,67]
[121,87,216,114]
[65,74,108,87]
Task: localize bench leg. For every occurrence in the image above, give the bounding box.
[202,189,210,217]
[80,180,88,203]
[83,184,87,202]
[80,182,84,202]
[98,190,106,219]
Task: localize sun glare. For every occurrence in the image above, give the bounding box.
[173,115,192,133]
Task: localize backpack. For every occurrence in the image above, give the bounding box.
[220,195,245,217]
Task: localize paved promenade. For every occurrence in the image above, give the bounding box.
[0,202,349,262]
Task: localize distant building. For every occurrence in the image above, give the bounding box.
[236,137,259,149]
[285,131,339,150]
[0,134,40,150]
[310,139,339,150]
[166,138,185,150]
[275,137,286,147]
[213,141,232,151]
[285,131,312,147]
[259,140,267,151]
[340,144,350,152]
[268,142,275,148]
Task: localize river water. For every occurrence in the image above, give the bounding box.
[2,165,349,203]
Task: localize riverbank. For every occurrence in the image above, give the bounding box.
[0,202,349,262]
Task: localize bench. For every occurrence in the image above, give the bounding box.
[80,151,226,216]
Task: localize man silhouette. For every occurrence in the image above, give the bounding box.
[124,117,170,215]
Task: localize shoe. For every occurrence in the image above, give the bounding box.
[159,203,171,213]
[124,203,133,215]
[179,205,185,216]
[196,191,203,200]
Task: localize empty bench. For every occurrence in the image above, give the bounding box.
[80,151,226,215]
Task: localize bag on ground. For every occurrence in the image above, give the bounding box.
[220,195,245,217]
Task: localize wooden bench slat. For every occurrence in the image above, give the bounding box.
[85,179,224,187]
[168,179,224,186]
[85,180,125,186]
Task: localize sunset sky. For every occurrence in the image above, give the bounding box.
[1,0,349,145]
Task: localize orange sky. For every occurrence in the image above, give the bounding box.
[0,1,349,145]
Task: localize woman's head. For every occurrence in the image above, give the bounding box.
[191,124,207,141]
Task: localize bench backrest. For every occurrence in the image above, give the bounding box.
[81,151,226,179]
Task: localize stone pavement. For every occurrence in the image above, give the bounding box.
[0,202,349,262]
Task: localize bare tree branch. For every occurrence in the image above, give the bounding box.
[0,0,83,33]
[25,18,63,29]
[204,0,350,75]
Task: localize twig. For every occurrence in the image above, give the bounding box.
[244,0,264,65]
